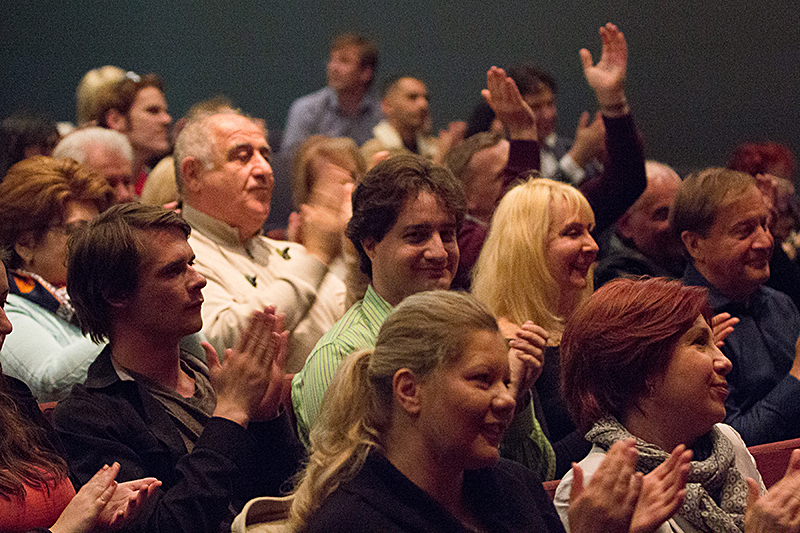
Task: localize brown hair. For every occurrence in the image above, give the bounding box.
[291,135,365,210]
[561,277,712,432]
[95,73,165,127]
[0,255,69,499]
[443,131,504,190]
[67,203,190,343]
[0,156,113,269]
[670,167,756,239]
[331,34,378,79]
[346,154,465,278]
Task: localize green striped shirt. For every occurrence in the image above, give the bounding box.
[292,285,392,446]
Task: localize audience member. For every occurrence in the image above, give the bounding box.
[594,160,685,287]
[360,76,437,162]
[140,95,237,207]
[0,156,112,401]
[175,111,346,372]
[291,154,465,444]
[291,154,552,480]
[289,135,364,283]
[0,112,60,179]
[727,142,800,309]
[466,63,604,186]
[472,177,598,475]
[556,277,800,532]
[95,72,172,195]
[75,65,127,127]
[282,33,381,152]
[451,23,646,290]
[291,290,684,533]
[0,251,160,532]
[53,203,304,533]
[53,127,136,204]
[674,167,800,444]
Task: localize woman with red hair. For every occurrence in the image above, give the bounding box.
[556,277,800,532]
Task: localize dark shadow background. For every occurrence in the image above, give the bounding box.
[3,0,798,223]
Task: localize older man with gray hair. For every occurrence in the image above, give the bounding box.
[53,127,136,204]
[174,111,347,372]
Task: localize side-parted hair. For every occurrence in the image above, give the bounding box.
[0,156,113,269]
[67,203,190,343]
[53,127,134,165]
[290,290,498,528]
[561,277,712,432]
[291,135,365,210]
[95,73,165,127]
[472,177,594,335]
[75,65,127,126]
[444,131,503,190]
[331,33,378,81]
[670,167,757,239]
[346,154,466,278]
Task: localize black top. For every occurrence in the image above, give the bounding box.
[304,451,565,533]
[53,345,305,533]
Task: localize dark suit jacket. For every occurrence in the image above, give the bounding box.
[53,345,305,533]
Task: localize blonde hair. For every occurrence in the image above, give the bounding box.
[472,177,595,338]
[291,135,365,210]
[75,66,126,126]
[289,290,498,528]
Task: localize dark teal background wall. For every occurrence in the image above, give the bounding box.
[2,1,798,174]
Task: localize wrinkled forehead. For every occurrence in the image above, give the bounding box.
[210,115,268,153]
[715,184,766,222]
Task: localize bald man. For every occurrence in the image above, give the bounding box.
[595,160,686,286]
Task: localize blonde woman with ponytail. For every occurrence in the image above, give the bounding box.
[290,290,686,532]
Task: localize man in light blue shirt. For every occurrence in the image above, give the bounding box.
[282,34,382,152]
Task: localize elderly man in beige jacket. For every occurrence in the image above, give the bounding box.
[174,111,347,372]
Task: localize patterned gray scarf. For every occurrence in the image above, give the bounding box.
[586,416,748,533]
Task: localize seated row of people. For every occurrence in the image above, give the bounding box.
[2,21,800,533]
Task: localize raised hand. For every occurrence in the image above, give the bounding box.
[302,164,353,265]
[712,312,739,347]
[568,439,642,533]
[481,66,537,140]
[571,110,607,167]
[630,444,691,533]
[580,23,628,114]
